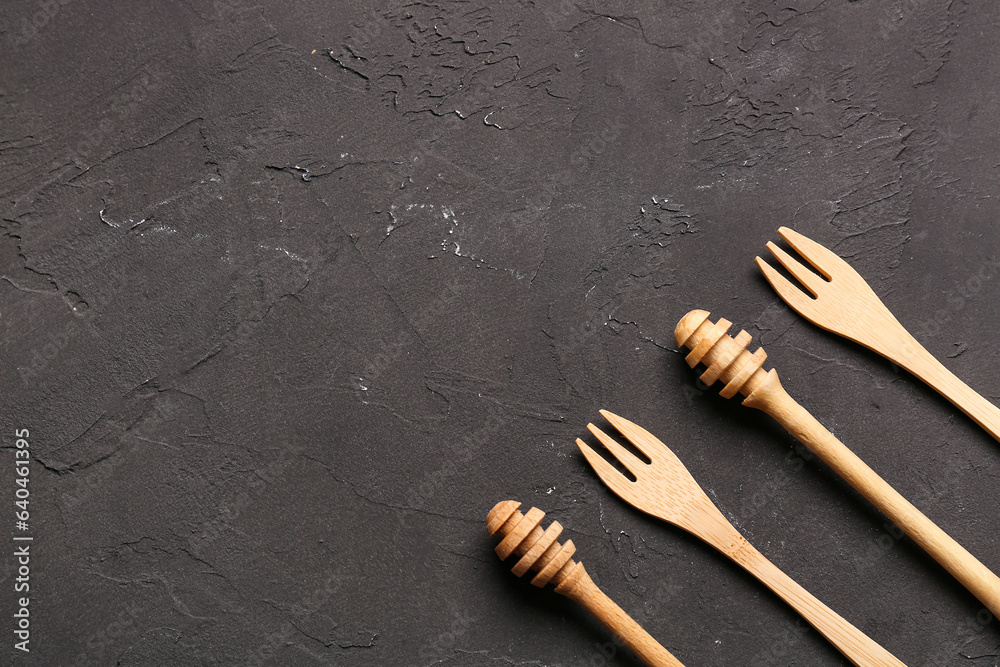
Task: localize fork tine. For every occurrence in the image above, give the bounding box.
[598,410,665,460]
[756,257,818,316]
[576,439,635,498]
[586,423,647,476]
[777,226,846,279]
[765,241,828,297]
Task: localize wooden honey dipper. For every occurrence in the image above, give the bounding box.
[675,309,1000,617]
[487,500,684,667]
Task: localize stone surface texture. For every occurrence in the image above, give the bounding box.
[1,1,999,665]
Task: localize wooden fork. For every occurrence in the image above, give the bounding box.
[757,226,1000,444]
[577,410,908,667]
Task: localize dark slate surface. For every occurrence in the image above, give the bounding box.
[2,1,999,665]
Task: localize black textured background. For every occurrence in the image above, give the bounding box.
[2,1,999,665]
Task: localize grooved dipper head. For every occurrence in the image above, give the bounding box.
[674,310,773,399]
[674,309,711,349]
[487,500,581,588]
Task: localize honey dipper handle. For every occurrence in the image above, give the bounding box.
[557,564,685,667]
[732,537,907,667]
[744,371,1000,617]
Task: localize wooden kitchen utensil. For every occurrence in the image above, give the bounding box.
[758,226,1000,443]
[488,500,684,667]
[675,309,1000,618]
[577,411,907,667]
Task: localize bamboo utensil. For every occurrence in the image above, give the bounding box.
[675,310,1000,618]
[757,226,1000,443]
[487,500,684,667]
[576,410,907,667]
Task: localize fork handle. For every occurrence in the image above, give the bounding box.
[745,371,1000,617]
[719,532,908,666]
[559,565,685,667]
[894,332,1000,444]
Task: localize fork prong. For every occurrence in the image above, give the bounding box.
[756,256,818,316]
[598,410,665,460]
[586,423,646,476]
[777,226,845,280]
[576,438,635,498]
[765,241,827,297]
